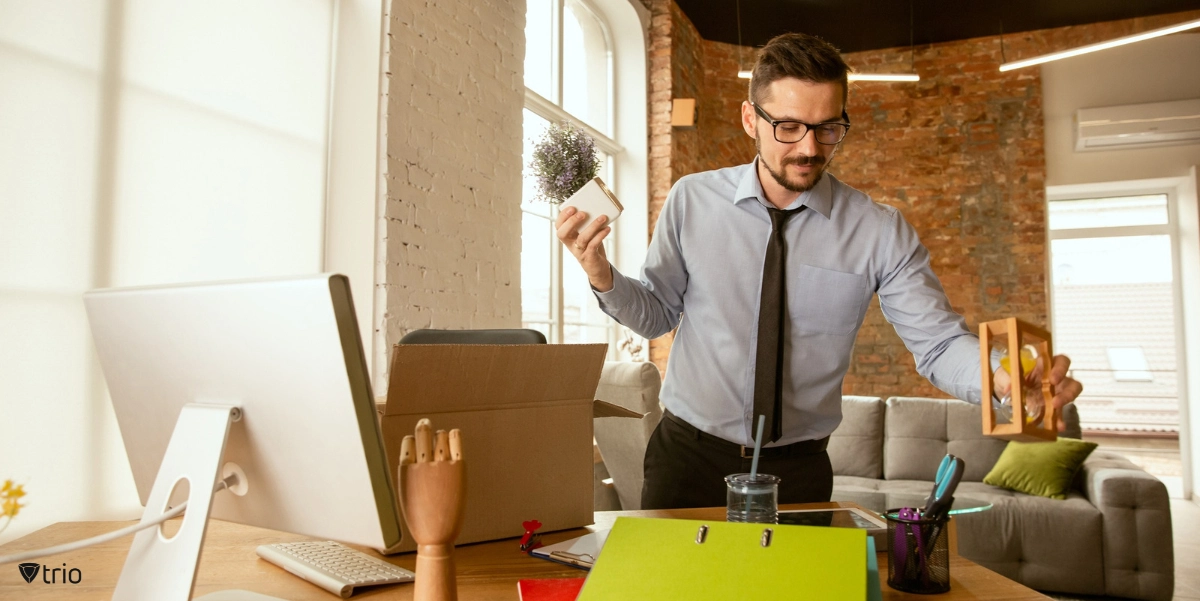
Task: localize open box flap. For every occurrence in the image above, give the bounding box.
[383,343,608,416]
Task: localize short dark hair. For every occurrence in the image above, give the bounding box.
[749,33,849,107]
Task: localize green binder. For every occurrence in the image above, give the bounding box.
[577,517,868,600]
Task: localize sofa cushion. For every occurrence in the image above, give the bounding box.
[983,438,1099,500]
[829,396,885,478]
[883,397,1008,482]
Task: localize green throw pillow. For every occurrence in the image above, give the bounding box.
[983,438,1098,500]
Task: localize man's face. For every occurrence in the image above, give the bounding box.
[741,77,845,194]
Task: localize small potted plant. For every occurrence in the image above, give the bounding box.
[529,122,622,232]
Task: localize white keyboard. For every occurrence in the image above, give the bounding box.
[256,541,414,598]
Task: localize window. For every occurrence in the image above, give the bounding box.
[521,0,619,346]
[1049,191,1180,434]
[1106,347,1154,382]
[0,0,353,543]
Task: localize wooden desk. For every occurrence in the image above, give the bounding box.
[0,503,1048,600]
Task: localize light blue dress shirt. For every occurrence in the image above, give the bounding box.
[595,160,984,447]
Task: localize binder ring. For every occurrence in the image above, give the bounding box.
[695,525,709,544]
[761,528,773,548]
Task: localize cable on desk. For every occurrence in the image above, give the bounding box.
[0,474,237,565]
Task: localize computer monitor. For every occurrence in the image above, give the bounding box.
[84,274,402,600]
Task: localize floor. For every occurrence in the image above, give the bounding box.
[1175,498,1200,600]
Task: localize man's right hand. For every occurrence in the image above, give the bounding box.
[555,206,614,292]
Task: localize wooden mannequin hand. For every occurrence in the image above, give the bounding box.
[399,420,466,601]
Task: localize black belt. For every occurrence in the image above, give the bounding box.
[663,410,829,459]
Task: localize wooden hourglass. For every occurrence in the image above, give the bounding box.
[980,318,1058,442]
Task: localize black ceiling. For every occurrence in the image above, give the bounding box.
[674,0,1200,54]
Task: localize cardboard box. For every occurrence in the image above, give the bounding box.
[379,343,640,552]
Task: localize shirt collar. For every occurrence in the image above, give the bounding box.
[733,158,833,219]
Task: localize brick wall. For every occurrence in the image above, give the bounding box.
[836,38,1048,398]
[645,0,677,368]
[647,4,1200,398]
[376,0,525,382]
[647,1,760,369]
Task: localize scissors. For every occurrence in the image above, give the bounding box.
[923,455,952,514]
[925,456,964,523]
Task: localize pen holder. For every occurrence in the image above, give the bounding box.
[885,509,950,594]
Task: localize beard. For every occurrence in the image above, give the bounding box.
[755,135,830,193]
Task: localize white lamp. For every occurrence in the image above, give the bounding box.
[999,17,1200,72]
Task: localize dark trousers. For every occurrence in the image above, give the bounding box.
[641,411,833,510]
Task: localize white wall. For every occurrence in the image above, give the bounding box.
[325,0,388,371]
[1180,167,1200,502]
[375,0,527,390]
[1042,33,1200,499]
[1042,33,1200,187]
[0,0,383,543]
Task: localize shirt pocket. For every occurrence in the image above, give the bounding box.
[788,264,869,335]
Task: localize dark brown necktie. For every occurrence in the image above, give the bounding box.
[753,205,806,443]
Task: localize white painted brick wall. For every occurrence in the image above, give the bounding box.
[375,0,525,385]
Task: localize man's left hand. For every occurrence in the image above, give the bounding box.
[993,353,1083,432]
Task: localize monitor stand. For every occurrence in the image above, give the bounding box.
[112,403,289,601]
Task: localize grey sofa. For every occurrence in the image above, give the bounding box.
[831,396,1174,601]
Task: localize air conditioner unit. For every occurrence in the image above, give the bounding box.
[1075,98,1200,151]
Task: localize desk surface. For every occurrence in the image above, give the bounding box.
[0,502,1048,600]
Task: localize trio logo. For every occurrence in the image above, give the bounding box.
[18,563,39,583]
[17,562,82,584]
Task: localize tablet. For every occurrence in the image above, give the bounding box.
[778,507,888,550]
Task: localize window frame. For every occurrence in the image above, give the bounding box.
[1046,178,1193,495]
[521,0,624,347]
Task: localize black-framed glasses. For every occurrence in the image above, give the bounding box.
[752,103,850,145]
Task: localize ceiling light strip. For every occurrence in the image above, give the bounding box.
[737,71,920,82]
[849,73,920,82]
[999,17,1200,72]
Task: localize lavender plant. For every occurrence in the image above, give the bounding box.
[529,121,601,204]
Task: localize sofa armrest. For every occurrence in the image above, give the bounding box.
[1080,452,1174,601]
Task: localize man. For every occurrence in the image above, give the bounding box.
[555,33,1082,510]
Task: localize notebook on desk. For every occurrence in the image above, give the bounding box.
[518,577,586,601]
